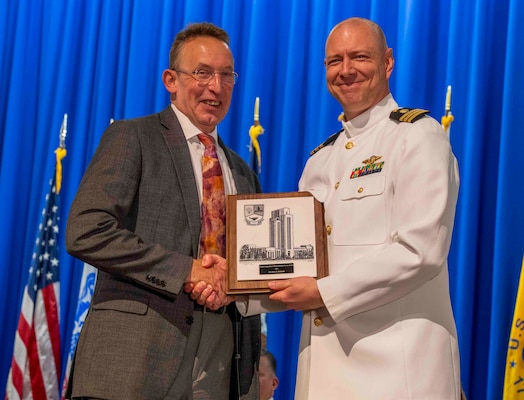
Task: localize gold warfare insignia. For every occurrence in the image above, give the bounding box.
[350,155,384,179]
[362,155,382,165]
[389,108,429,123]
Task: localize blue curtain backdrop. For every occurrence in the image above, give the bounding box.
[1,1,523,399]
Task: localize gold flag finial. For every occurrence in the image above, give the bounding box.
[441,85,454,135]
[55,113,68,193]
[249,97,264,174]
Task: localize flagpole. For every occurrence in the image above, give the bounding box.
[248,97,264,175]
[441,85,454,137]
[56,114,68,194]
[59,113,67,149]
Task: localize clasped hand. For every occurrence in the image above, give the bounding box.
[184,254,235,310]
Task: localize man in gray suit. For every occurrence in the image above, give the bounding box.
[65,22,261,400]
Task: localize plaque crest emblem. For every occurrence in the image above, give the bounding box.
[244,204,264,225]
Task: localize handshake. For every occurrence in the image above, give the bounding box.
[184,254,324,312]
[184,254,233,311]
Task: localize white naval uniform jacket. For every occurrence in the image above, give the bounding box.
[295,94,461,400]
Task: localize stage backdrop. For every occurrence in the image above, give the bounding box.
[1,1,523,399]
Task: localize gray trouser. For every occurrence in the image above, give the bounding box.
[168,310,233,400]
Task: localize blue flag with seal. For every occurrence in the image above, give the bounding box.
[61,263,97,398]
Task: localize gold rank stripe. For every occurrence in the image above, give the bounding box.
[399,108,429,123]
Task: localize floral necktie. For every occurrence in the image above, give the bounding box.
[197,133,226,258]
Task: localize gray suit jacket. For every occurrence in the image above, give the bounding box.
[66,106,261,400]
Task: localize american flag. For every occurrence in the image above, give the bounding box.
[5,173,61,400]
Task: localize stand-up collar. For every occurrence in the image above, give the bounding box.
[342,94,398,138]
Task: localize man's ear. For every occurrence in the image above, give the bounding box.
[385,48,394,78]
[272,376,279,391]
[162,69,177,94]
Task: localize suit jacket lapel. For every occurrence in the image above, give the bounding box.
[159,106,201,256]
[217,136,251,195]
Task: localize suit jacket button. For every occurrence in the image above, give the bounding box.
[146,274,152,282]
[185,316,194,324]
[314,317,323,327]
[161,280,166,287]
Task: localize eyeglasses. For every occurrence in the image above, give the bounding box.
[173,68,238,85]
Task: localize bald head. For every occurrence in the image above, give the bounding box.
[327,18,388,55]
[324,17,394,119]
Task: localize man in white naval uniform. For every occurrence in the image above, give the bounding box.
[188,16,461,400]
[267,17,461,399]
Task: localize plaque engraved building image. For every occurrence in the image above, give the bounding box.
[226,192,327,294]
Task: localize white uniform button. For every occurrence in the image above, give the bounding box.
[345,141,354,149]
[358,187,363,193]
[326,225,332,235]
[334,182,340,190]
[314,317,323,327]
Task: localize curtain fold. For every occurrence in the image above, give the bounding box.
[1,1,522,399]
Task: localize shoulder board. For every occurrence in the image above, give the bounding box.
[389,108,430,123]
[309,129,343,156]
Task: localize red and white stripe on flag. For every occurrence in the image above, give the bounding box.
[5,174,61,400]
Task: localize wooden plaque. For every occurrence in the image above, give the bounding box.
[226,191,328,294]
